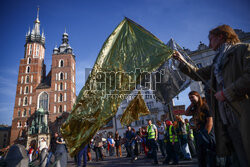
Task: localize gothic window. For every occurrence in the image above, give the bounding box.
[18,98,21,106]
[60,72,64,80]
[38,92,48,111]
[64,105,66,112]
[17,121,21,128]
[26,66,30,73]
[54,106,56,113]
[29,45,32,55]
[55,83,57,91]
[36,45,39,56]
[23,109,26,117]
[30,86,33,93]
[59,93,63,102]
[26,76,29,83]
[20,87,22,94]
[21,76,24,83]
[64,93,66,101]
[54,94,57,102]
[18,110,21,117]
[65,83,67,89]
[59,105,62,113]
[31,75,33,83]
[60,83,63,90]
[25,86,29,94]
[27,57,31,64]
[65,73,67,79]
[23,97,28,106]
[59,60,64,67]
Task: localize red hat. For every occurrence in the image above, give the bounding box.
[166,120,172,126]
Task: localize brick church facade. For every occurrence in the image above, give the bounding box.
[10,9,76,145]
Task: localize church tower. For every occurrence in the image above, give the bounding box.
[49,30,76,122]
[10,8,46,144]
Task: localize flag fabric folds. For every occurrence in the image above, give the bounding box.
[120,91,150,126]
[61,17,173,156]
[142,38,194,104]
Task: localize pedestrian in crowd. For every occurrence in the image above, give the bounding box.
[77,145,88,167]
[185,91,216,167]
[176,115,192,160]
[134,129,141,157]
[173,24,250,166]
[114,131,122,157]
[163,120,179,165]
[139,126,148,157]
[146,119,158,165]
[107,134,115,156]
[87,142,92,162]
[125,125,136,162]
[28,142,35,162]
[185,118,197,157]
[46,132,59,167]
[94,134,104,161]
[156,120,166,158]
[55,135,67,167]
[39,137,48,152]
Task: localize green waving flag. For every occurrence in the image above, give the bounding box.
[61,17,173,156]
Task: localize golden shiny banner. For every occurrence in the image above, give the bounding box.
[61,17,173,156]
[120,91,150,126]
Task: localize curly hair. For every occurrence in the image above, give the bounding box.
[209,24,240,45]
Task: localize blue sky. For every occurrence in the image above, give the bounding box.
[0,0,249,125]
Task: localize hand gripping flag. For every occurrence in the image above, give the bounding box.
[61,18,173,156]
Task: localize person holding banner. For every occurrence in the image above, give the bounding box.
[173,24,250,166]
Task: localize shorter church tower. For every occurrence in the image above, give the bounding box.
[50,30,76,122]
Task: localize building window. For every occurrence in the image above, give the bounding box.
[18,110,21,117]
[55,83,57,91]
[146,101,154,109]
[65,83,67,90]
[64,93,66,101]
[21,76,24,83]
[30,96,32,105]
[29,108,31,115]
[25,76,29,83]
[27,57,31,64]
[23,97,28,106]
[24,121,28,127]
[31,75,33,83]
[23,109,26,117]
[60,83,63,91]
[30,86,33,93]
[59,93,63,102]
[196,63,202,68]
[25,86,29,94]
[26,66,30,73]
[65,73,67,79]
[18,98,21,106]
[54,94,57,102]
[59,105,62,113]
[17,121,22,128]
[38,92,49,111]
[54,106,57,113]
[20,87,22,94]
[29,44,32,55]
[145,91,151,99]
[59,60,64,67]
[36,45,39,56]
[64,105,66,112]
[60,72,64,80]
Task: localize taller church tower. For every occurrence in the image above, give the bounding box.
[10,8,46,144]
